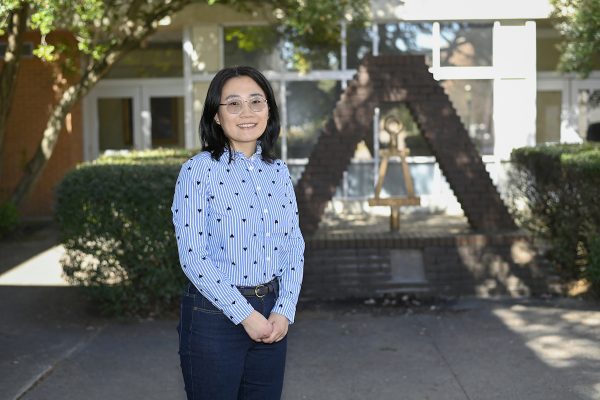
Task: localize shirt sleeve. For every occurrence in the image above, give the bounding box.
[271,163,305,324]
[172,159,254,325]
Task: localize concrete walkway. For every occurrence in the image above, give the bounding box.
[1,224,599,400]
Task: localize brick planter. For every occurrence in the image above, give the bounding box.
[301,230,555,301]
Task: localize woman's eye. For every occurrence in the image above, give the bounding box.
[229,100,241,106]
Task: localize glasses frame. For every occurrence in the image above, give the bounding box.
[219,96,268,114]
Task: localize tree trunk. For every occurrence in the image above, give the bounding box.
[0,3,29,162]
[10,69,101,207]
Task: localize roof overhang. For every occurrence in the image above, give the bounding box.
[371,0,554,22]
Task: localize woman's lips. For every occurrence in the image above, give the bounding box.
[237,123,257,129]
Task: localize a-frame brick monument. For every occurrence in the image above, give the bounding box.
[295,55,516,235]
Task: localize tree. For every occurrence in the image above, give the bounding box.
[0,1,28,160]
[551,0,600,77]
[1,0,200,209]
[0,0,369,211]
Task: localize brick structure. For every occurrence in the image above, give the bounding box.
[295,55,516,235]
[302,231,556,300]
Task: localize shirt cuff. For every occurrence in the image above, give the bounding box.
[271,296,297,324]
[223,300,255,325]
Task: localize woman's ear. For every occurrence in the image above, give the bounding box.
[214,115,220,125]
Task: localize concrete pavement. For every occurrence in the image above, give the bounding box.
[1,224,600,400]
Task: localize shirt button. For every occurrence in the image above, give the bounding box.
[263,209,268,214]
[249,165,254,171]
[256,186,261,191]
[265,232,271,237]
[266,257,271,262]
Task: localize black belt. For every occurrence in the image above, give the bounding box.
[237,279,278,298]
[187,279,278,298]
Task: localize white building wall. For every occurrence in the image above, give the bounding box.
[492,22,537,159]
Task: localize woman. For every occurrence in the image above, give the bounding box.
[171,65,304,400]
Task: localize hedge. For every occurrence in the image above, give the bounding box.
[56,148,196,316]
[509,143,600,295]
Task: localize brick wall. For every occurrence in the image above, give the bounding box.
[0,31,83,218]
[295,54,516,235]
[302,232,554,301]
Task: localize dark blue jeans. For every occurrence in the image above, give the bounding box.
[177,282,287,400]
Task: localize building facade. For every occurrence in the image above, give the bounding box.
[2,0,600,217]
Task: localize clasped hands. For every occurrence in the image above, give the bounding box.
[241,310,288,343]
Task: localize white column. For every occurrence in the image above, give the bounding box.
[82,92,98,161]
[341,20,347,90]
[140,87,152,149]
[371,24,379,56]
[430,22,441,78]
[279,81,288,161]
[131,88,144,150]
[372,106,380,188]
[492,21,537,159]
[183,26,195,149]
[563,77,582,142]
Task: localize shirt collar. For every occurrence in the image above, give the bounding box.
[222,142,262,162]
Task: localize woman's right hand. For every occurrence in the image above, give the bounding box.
[241,310,273,341]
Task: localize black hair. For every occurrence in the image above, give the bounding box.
[199,66,280,163]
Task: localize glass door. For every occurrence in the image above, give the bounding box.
[150,96,185,148]
[85,80,186,160]
[141,81,186,150]
[536,91,562,144]
[98,97,134,151]
[84,84,142,160]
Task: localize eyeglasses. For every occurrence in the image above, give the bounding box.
[219,96,268,114]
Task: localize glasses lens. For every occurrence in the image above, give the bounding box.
[226,100,242,114]
[248,97,267,112]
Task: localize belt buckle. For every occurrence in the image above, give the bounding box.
[254,284,266,298]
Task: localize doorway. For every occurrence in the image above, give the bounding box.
[84,79,185,160]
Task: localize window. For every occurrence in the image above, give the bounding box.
[285,81,342,159]
[441,79,494,155]
[378,22,433,59]
[151,97,185,148]
[98,98,133,151]
[536,91,561,143]
[348,22,434,68]
[106,32,183,78]
[439,23,493,67]
[223,26,283,71]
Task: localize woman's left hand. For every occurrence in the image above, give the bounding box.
[263,313,289,343]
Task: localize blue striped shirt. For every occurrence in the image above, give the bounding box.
[171,146,305,325]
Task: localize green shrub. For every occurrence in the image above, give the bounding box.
[55,148,196,316]
[0,201,19,238]
[586,236,600,296]
[509,143,600,294]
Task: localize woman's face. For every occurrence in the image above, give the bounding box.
[215,76,269,156]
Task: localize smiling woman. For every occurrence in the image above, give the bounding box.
[214,76,269,157]
[172,65,304,400]
[199,66,281,165]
